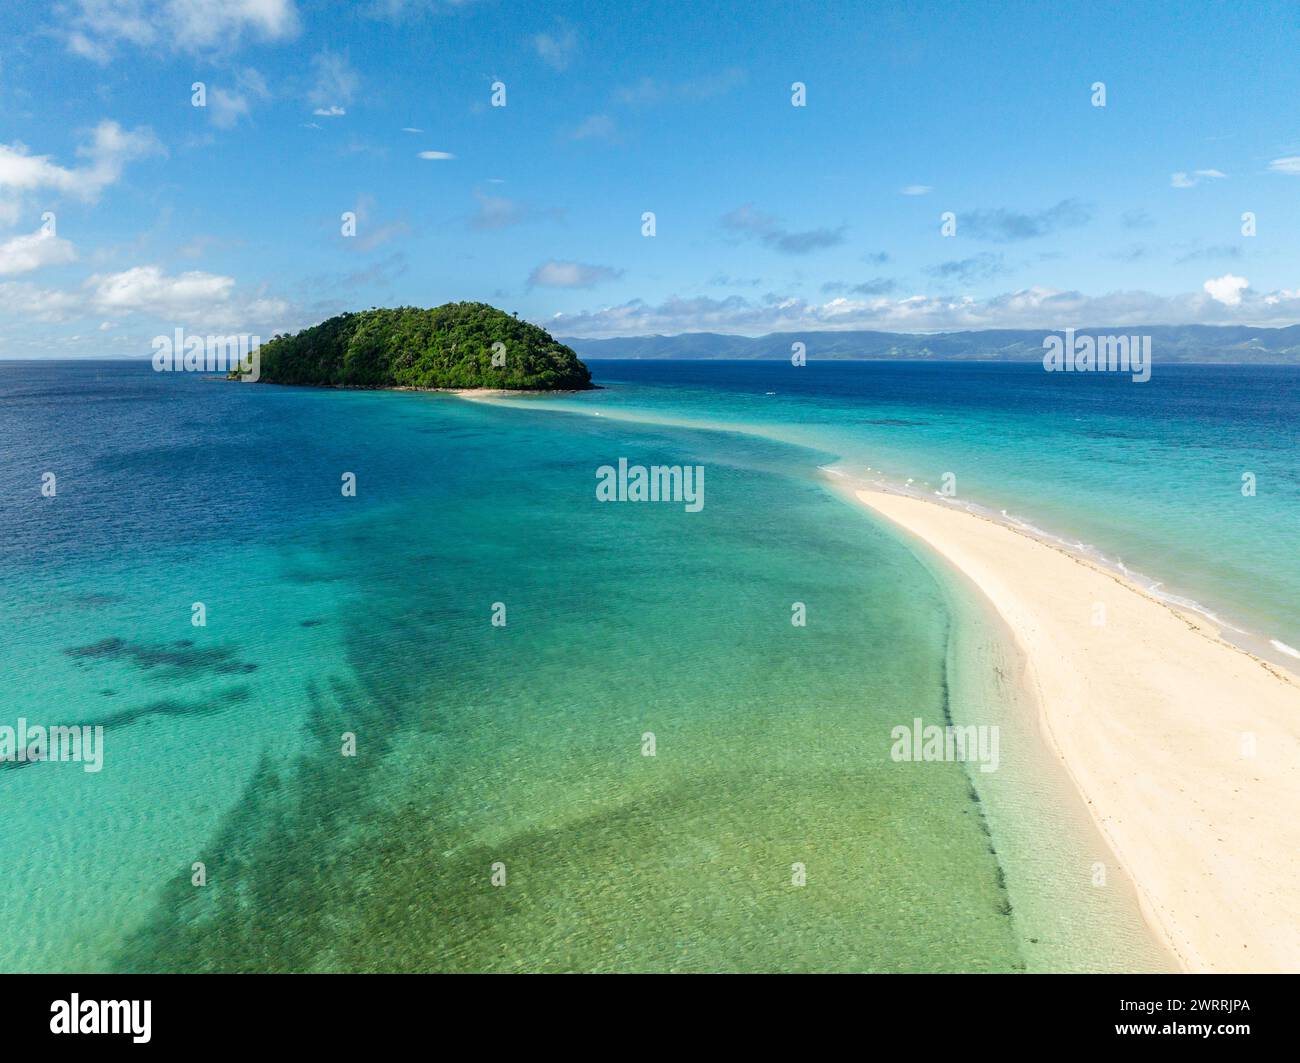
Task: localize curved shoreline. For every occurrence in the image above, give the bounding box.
[848,485,1300,973]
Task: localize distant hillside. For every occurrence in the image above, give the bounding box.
[562,325,1300,364]
[237,303,592,390]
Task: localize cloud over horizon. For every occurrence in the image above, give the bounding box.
[540,280,1300,338]
[0,264,293,334]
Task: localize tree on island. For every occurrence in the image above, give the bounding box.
[231,302,592,391]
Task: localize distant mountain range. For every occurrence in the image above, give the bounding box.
[562,325,1300,364]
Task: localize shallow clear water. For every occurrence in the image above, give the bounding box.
[528,360,1300,660]
[3,359,1256,971]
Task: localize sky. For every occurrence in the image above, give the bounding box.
[3,0,1300,356]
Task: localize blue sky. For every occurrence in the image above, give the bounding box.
[4,0,1300,355]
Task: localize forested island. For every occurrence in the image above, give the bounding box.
[232,302,592,390]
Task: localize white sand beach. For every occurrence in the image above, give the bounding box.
[852,486,1300,973]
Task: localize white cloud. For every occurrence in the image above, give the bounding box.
[314,106,346,117]
[417,150,455,160]
[1171,169,1226,188]
[0,282,84,322]
[543,281,1300,337]
[1203,273,1248,306]
[345,194,410,251]
[170,0,298,49]
[76,120,164,188]
[568,114,616,141]
[66,31,115,64]
[0,121,162,223]
[528,260,622,289]
[62,0,301,62]
[209,69,271,129]
[614,68,746,106]
[0,263,289,327]
[469,190,524,230]
[467,188,559,230]
[0,228,78,275]
[0,146,81,196]
[308,50,359,114]
[900,185,931,196]
[211,91,255,128]
[1267,156,1300,175]
[89,265,235,313]
[721,203,846,254]
[533,25,578,71]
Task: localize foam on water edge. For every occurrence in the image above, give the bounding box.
[812,458,1297,677]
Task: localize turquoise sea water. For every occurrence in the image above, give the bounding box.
[7,358,1289,972]
[517,360,1300,664]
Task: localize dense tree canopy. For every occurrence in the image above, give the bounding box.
[233,303,592,390]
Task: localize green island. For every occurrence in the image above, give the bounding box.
[230,302,593,391]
